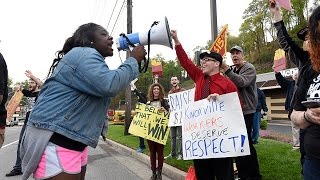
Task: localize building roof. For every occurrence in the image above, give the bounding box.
[256,68,298,90]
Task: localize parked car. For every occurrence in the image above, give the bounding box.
[6,117,19,127]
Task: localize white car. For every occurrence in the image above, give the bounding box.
[6,117,19,127]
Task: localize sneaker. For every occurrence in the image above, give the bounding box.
[136,147,145,153]
[176,154,183,160]
[102,136,106,141]
[164,153,175,160]
[292,146,300,150]
[6,169,23,177]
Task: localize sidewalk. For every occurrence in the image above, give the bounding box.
[104,139,187,180]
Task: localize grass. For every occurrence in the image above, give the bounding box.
[106,124,302,180]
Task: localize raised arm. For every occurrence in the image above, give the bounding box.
[171,30,202,81]
[270,1,309,67]
[25,70,43,88]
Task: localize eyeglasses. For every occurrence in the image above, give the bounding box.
[200,57,217,63]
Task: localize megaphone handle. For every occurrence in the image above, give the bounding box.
[141,27,153,73]
[138,58,147,73]
[133,21,160,73]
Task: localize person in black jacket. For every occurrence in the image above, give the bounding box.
[270,0,310,173]
[6,70,42,177]
[0,52,8,149]
[290,6,320,178]
[274,70,300,149]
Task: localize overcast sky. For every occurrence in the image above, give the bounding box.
[0,0,252,83]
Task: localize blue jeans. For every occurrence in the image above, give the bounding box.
[139,137,145,149]
[170,126,182,156]
[303,156,320,180]
[252,111,261,143]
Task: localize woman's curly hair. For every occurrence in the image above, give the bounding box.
[147,83,165,101]
[309,6,320,72]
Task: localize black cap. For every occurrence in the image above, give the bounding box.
[199,51,223,64]
[297,26,308,40]
[230,45,244,53]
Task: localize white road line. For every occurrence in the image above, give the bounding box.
[2,140,19,149]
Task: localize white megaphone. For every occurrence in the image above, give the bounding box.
[116,16,173,50]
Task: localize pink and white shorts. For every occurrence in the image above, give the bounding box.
[34,142,88,179]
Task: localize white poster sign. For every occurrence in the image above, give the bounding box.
[182,92,250,160]
[168,88,195,127]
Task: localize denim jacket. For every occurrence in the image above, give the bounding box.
[27,47,139,147]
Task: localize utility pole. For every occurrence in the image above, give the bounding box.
[124,0,133,135]
[210,0,218,41]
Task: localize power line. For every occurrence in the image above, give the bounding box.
[106,0,119,31]
[110,0,126,36]
[92,0,100,21]
[99,0,108,25]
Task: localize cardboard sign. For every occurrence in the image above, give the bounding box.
[129,103,170,145]
[276,0,292,11]
[182,92,250,160]
[273,48,287,72]
[168,88,195,127]
[6,91,23,124]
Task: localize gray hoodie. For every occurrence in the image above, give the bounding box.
[225,62,258,115]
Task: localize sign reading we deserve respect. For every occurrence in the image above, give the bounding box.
[182,92,250,160]
[129,103,170,145]
[168,88,195,127]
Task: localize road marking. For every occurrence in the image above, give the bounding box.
[2,140,19,149]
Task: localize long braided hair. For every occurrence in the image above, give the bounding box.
[47,23,101,78]
[309,6,320,72]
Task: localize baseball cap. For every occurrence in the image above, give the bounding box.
[230,45,243,52]
[297,26,308,41]
[199,51,223,63]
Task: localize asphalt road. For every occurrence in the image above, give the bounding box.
[268,121,293,135]
[0,126,171,180]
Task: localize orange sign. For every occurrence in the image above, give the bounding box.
[6,91,23,124]
[209,24,228,57]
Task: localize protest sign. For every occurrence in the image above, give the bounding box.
[209,24,228,57]
[168,88,195,127]
[182,92,250,160]
[6,91,23,124]
[273,48,287,72]
[276,0,292,11]
[129,103,170,145]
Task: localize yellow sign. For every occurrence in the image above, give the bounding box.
[6,91,23,124]
[209,24,228,57]
[274,48,286,60]
[129,103,170,145]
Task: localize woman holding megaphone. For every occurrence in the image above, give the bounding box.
[19,23,146,180]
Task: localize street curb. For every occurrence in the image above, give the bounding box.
[268,123,291,127]
[104,139,186,180]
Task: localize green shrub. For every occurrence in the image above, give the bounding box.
[260,119,268,130]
